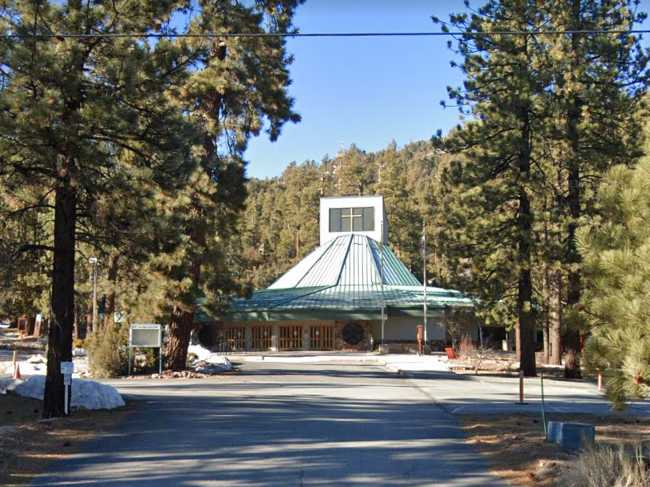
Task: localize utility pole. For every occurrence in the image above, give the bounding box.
[89,256,98,334]
[422,221,428,343]
[380,220,385,347]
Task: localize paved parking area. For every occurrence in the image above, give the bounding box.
[405,369,650,416]
[31,362,504,487]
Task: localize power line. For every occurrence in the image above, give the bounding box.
[3,29,650,39]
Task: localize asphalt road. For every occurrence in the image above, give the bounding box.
[31,362,505,487]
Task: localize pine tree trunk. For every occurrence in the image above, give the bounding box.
[517,86,536,377]
[565,2,583,379]
[43,177,76,418]
[549,271,562,365]
[166,307,196,371]
[542,324,549,364]
[515,322,521,360]
[542,265,550,364]
[518,191,536,377]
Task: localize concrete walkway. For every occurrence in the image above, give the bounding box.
[32,362,505,487]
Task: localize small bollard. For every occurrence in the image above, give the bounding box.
[518,369,525,404]
[597,372,603,392]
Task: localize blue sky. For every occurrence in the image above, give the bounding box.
[244,0,650,179]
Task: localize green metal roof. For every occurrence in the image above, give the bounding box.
[268,233,420,289]
[226,234,473,321]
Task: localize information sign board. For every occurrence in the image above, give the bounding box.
[128,324,163,376]
[129,324,162,348]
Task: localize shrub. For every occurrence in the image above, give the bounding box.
[86,323,129,378]
[561,444,649,487]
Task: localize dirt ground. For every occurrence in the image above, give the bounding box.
[460,413,650,486]
[0,392,131,486]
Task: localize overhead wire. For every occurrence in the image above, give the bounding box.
[2,29,650,39]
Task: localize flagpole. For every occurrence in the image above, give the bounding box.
[422,221,428,344]
[380,220,385,347]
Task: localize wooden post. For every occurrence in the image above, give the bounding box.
[519,369,525,403]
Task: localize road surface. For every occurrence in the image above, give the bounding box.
[32,362,504,486]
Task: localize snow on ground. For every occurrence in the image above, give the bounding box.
[219,351,449,371]
[226,352,383,364]
[187,343,216,361]
[381,354,451,373]
[0,352,89,379]
[188,344,233,373]
[0,349,108,409]
[12,375,125,410]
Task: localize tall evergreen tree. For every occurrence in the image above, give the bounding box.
[0,0,201,416]
[580,119,650,407]
[161,0,301,370]
[435,0,554,376]
[544,0,649,377]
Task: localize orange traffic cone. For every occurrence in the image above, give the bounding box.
[13,362,22,380]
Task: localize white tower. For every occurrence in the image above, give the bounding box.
[319,195,388,245]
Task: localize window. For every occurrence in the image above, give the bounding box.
[329,207,374,232]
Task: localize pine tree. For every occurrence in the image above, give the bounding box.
[0,1,200,417]
[544,0,649,378]
[580,120,650,407]
[434,0,554,376]
[161,0,301,370]
[333,145,375,196]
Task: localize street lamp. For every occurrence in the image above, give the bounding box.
[89,257,98,334]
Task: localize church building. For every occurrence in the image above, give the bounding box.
[208,195,473,352]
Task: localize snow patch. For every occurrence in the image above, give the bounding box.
[14,375,125,410]
[0,353,89,379]
[187,343,214,361]
[382,354,451,372]
[193,356,232,374]
[187,344,233,373]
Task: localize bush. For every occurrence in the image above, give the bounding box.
[86,323,129,378]
[561,444,649,487]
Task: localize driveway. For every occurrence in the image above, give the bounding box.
[31,362,504,487]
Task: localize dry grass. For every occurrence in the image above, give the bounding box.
[460,413,650,486]
[0,392,132,486]
[560,444,649,487]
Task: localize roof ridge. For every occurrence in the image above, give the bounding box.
[334,234,354,286]
[294,235,340,288]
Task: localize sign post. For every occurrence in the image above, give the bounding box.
[129,324,163,376]
[60,361,73,415]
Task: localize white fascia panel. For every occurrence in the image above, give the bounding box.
[320,195,386,245]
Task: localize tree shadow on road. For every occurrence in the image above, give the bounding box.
[31,365,506,486]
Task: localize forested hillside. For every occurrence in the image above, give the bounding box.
[234,141,450,290]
